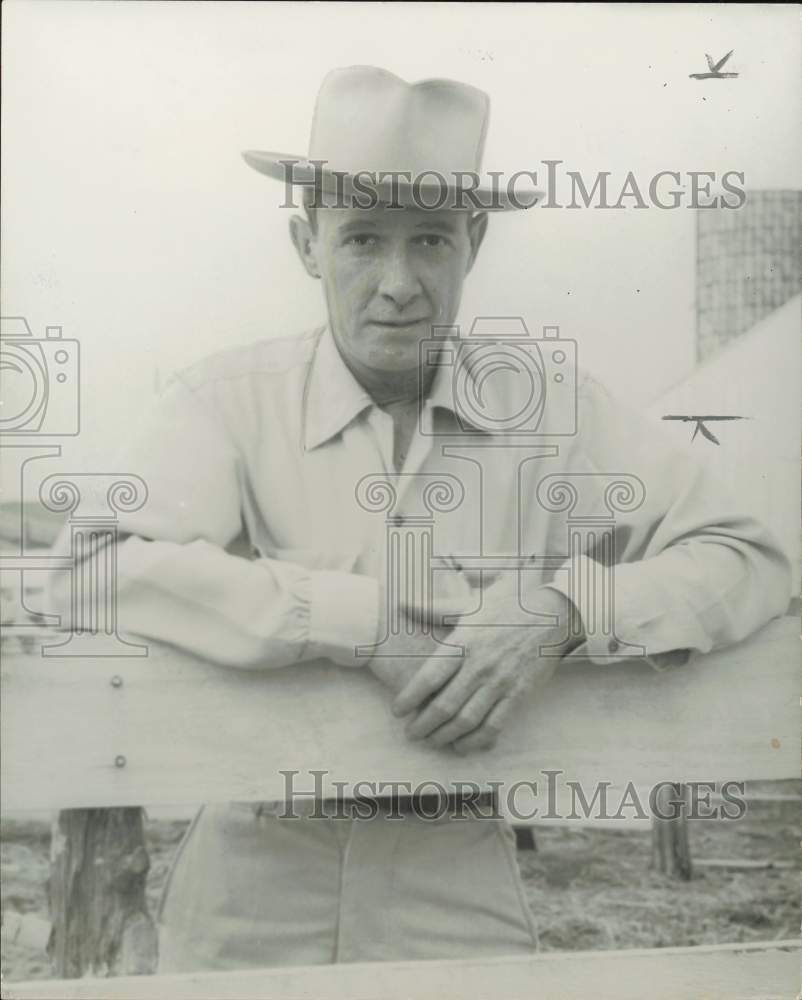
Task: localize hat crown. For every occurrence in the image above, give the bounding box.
[308,66,490,178]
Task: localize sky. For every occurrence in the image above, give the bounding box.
[2,2,800,494]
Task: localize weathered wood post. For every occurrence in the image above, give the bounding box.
[40,473,157,976]
[48,809,158,977]
[650,782,693,880]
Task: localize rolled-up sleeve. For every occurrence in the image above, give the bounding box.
[543,376,792,667]
[46,374,378,669]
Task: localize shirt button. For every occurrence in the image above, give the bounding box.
[607,638,620,654]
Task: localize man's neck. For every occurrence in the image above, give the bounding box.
[328,334,437,472]
[335,346,436,409]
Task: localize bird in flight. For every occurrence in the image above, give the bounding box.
[690,51,738,80]
[661,414,748,445]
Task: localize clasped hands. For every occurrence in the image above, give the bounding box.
[368,569,579,754]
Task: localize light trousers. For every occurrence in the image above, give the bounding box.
[157,802,539,971]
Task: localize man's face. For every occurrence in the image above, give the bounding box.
[293,204,487,376]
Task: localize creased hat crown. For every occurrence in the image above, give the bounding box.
[307,66,489,177]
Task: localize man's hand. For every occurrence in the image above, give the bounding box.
[366,576,463,695]
[391,583,580,753]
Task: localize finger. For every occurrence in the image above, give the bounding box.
[452,697,513,755]
[404,670,480,741]
[391,654,463,717]
[423,685,502,749]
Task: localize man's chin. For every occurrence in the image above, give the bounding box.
[363,330,428,371]
[365,346,422,373]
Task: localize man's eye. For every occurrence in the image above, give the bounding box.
[344,234,378,247]
[416,234,450,249]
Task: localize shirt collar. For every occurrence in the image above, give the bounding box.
[425,355,466,426]
[422,342,498,436]
[303,327,493,451]
[303,327,374,451]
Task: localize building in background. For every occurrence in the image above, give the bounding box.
[651,193,801,581]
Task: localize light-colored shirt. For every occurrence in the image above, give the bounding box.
[50,325,790,671]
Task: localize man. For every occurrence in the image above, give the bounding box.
[51,66,790,970]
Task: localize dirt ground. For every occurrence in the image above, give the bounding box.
[2,786,799,982]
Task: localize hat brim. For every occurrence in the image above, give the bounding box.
[242,150,541,212]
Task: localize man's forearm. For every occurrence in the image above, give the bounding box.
[48,530,379,670]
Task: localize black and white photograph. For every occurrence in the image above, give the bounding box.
[1,3,800,998]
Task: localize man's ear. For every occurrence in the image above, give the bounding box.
[289,215,321,279]
[465,212,488,273]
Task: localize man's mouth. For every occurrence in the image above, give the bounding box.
[368,318,430,329]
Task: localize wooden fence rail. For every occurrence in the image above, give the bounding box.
[6,940,801,1000]
[2,615,798,812]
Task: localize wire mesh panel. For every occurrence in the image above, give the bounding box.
[696,191,802,363]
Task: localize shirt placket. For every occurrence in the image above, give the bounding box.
[358,405,450,645]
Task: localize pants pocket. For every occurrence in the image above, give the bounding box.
[156,805,205,923]
[495,820,540,950]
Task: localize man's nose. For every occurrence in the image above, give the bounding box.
[377,248,423,309]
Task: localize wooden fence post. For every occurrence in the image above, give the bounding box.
[48,808,158,977]
[650,782,693,880]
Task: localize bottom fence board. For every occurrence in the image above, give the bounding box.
[5,940,801,1000]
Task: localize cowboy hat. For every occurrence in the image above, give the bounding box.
[242,65,540,211]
